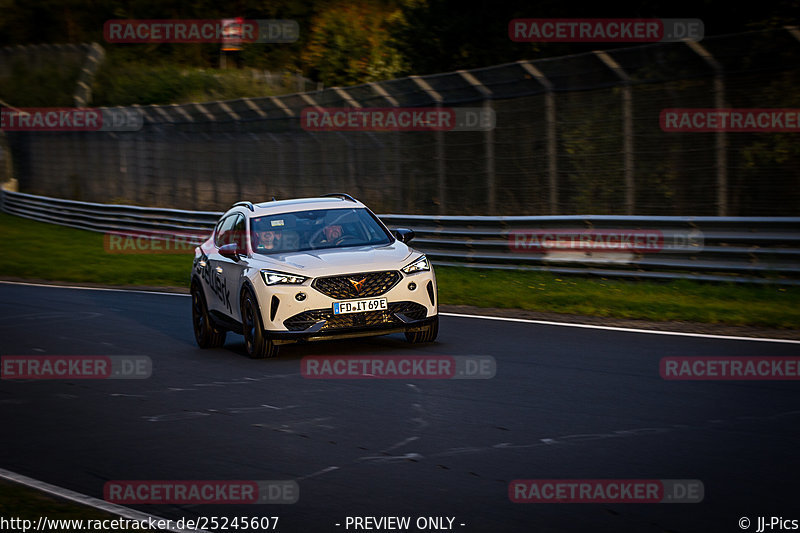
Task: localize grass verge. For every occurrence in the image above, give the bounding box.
[0,479,158,531]
[436,267,799,328]
[1,212,798,328]
[0,213,192,287]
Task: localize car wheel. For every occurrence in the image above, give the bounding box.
[191,281,226,348]
[405,316,439,344]
[241,288,278,359]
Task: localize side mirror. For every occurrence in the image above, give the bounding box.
[394,228,415,244]
[219,243,240,260]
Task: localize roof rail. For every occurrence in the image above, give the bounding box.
[321,193,358,203]
[232,201,254,211]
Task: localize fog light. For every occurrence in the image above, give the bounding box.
[296,292,306,301]
[408,282,417,291]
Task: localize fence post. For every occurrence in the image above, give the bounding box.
[73,43,105,107]
[457,70,495,215]
[518,61,557,215]
[410,76,446,214]
[332,88,365,196]
[264,133,281,198]
[594,51,634,215]
[218,102,243,202]
[0,127,11,189]
[368,82,402,211]
[192,103,218,204]
[169,104,195,205]
[0,99,13,187]
[685,41,727,216]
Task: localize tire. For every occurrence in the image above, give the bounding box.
[405,316,439,344]
[191,281,226,348]
[241,288,278,359]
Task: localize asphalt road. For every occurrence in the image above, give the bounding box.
[1,282,799,533]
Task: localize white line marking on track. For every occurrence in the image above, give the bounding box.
[0,280,187,296]
[0,467,207,533]
[382,436,419,453]
[142,412,211,422]
[356,452,424,463]
[440,312,800,344]
[429,410,800,459]
[2,280,797,344]
[296,466,339,481]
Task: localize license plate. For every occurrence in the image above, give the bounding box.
[332,298,388,315]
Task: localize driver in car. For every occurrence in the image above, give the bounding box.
[323,224,343,243]
[254,228,282,251]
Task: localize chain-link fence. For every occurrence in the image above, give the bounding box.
[5,27,800,216]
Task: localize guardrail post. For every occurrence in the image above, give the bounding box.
[594,51,634,215]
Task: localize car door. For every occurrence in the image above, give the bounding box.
[219,213,248,320]
[206,214,238,317]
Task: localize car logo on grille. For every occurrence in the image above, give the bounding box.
[349,277,367,294]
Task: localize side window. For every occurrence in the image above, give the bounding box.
[215,215,237,247]
[213,218,225,241]
[231,214,246,249]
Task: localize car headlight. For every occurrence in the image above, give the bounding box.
[401,256,430,274]
[261,270,308,285]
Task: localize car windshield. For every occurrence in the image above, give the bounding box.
[250,207,392,254]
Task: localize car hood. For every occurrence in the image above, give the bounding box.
[251,242,417,277]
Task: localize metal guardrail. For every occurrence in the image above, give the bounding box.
[2,189,799,285]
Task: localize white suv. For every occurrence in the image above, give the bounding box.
[190,194,439,358]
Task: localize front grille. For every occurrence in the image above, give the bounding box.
[311,270,402,299]
[284,301,428,332]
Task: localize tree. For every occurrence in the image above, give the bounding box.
[302,1,405,87]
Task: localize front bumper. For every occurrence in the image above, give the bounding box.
[251,268,437,343]
[270,315,438,345]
